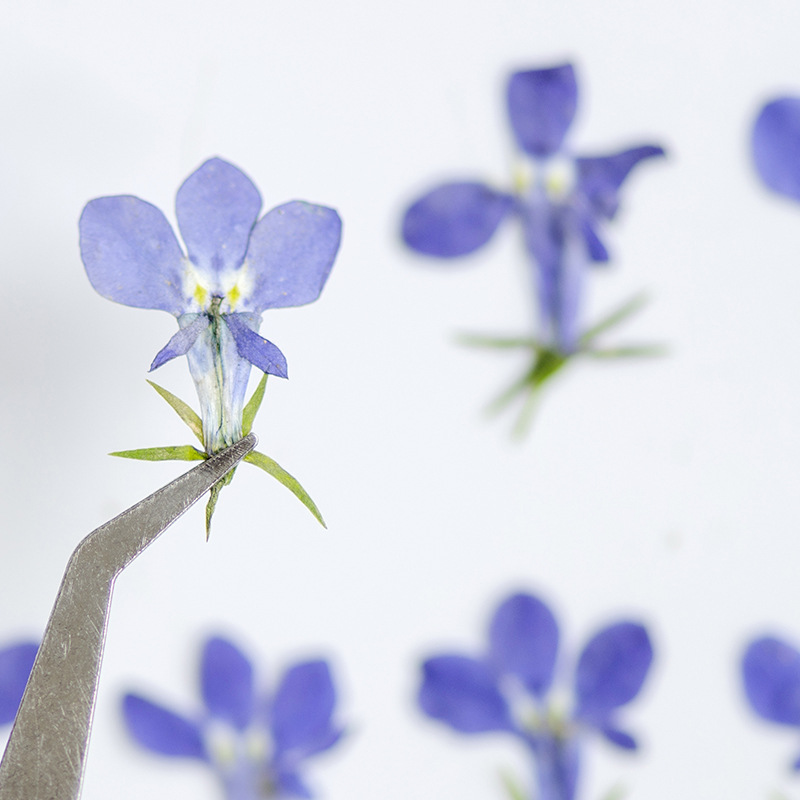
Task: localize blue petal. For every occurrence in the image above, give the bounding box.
[200,636,255,730]
[271,660,339,759]
[79,196,187,314]
[534,734,581,800]
[599,724,637,750]
[576,145,665,219]
[742,636,800,726]
[122,693,207,759]
[507,65,578,157]
[487,593,559,698]
[149,315,210,371]
[0,642,38,724]
[752,97,800,201]
[224,314,288,379]
[572,621,653,724]
[242,201,341,312]
[418,655,514,734]
[579,217,610,263]
[176,158,262,277]
[274,768,314,799]
[401,182,513,257]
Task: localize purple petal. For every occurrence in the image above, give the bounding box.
[271,660,339,759]
[752,97,800,201]
[418,655,514,734]
[79,196,187,314]
[274,769,313,799]
[599,724,638,750]
[176,158,262,276]
[579,217,609,263]
[573,621,653,724]
[149,315,210,371]
[224,314,288,378]
[402,182,513,258]
[534,734,581,800]
[200,636,255,730]
[507,65,578,157]
[242,201,341,312]
[0,642,38,724]
[122,693,207,759]
[743,636,800,726]
[576,145,665,219]
[487,593,559,698]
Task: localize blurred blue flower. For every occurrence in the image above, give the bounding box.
[752,97,800,202]
[122,635,344,800]
[0,641,37,726]
[402,63,664,355]
[80,157,342,455]
[418,592,654,800]
[742,635,800,770]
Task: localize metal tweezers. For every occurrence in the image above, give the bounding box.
[0,433,256,800]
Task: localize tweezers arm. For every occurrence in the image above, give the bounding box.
[0,434,255,800]
[0,546,114,800]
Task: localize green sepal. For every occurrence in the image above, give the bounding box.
[465,293,662,438]
[242,373,268,436]
[110,445,207,461]
[599,783,627,800]
[456,333,537,350]
[205,467,236,539]
[147,380,204,444]
[498,770,527,800]
[244,450,326,528]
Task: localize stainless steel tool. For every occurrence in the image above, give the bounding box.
[0,433,256,799]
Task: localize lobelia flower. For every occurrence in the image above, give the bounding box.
[79,157,341,533]
[418,592,654,800]
[752,96,800,202]
[401,63,665,432]
[122,635,344,800]
[0,641,38,726]
[742,635,800,771]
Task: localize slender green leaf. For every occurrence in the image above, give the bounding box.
[456,332,537,350]
[110,445,207,461]
[245,450,326,528]
[205,483,223,540]
[599,783,627,800]
[147,380,204,444]
[242,373,268,436]
[579,293,649,344]
[584,345,668,359]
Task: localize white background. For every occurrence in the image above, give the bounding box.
[2,0,800,797]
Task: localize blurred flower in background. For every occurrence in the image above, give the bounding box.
[752,96,800,202]
[122,634,345,800]
[418,591,654,800]
[0,641,37,726]
[79,157,340,533]
[401,63,665,433]
[742,635,800,771]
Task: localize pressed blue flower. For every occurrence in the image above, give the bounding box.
[418,592,653,800]
[122,635,344,800]
[752,97,800,202]
[0,641,38,726]
[401,64,665,432]
[742,635,800,770]
[80,158,341,533]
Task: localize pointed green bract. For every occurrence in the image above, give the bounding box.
[245,450,326,528]
[242,373,268,436]
[110,445,207,461]
[147,380,204,444]
[498,770,526,800]
[578,292,649,344]
[457,332,537,350]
